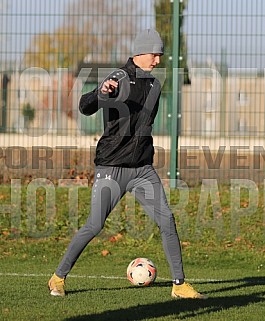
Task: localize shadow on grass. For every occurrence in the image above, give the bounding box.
[198,276,265,295]
[66,281,173,295]
[63,277,265,321]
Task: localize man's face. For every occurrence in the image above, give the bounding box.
[134,53,161,71]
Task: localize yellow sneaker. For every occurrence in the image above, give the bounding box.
[171,282,207,299]
[48,273,65,297]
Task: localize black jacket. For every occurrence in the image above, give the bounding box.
[79,57,161,167]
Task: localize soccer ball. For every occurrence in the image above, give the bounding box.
[127,257,157,286]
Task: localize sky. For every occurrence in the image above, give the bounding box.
[0,0,67,66]
[1,0,265,70]
[184,0,265,69]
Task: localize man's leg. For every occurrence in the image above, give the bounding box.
[55,166,124,278]
[130,165,185,280]
[130,165,207,299]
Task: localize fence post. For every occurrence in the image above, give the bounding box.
[170,0,181,188]
[1,74,9,132]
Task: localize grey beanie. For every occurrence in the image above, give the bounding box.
[133,29,164,56]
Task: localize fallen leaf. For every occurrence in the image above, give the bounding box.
[109,233,123,242]
[101,250,110,256]
[181,241,191,247]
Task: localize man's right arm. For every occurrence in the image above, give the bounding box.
[79,88,100,116]
[79,70,127,116]
[79,78,119,116]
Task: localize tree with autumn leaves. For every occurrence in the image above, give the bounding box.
[23,27,88,71]
[23,0,151,70]
[23,0,189,79]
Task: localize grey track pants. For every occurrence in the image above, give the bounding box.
[56,165,185,280]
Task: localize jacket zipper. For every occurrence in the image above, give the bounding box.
[130,78,148,166]
[130,136,139,165]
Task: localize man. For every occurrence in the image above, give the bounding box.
[48,29,207,299]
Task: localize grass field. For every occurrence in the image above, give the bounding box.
[0,183,265,320]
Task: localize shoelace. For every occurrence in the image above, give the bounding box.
[184,282,194,289]
[57,279,65,287]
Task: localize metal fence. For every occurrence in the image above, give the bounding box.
[0,0,265,183]
[179,0,265,183]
